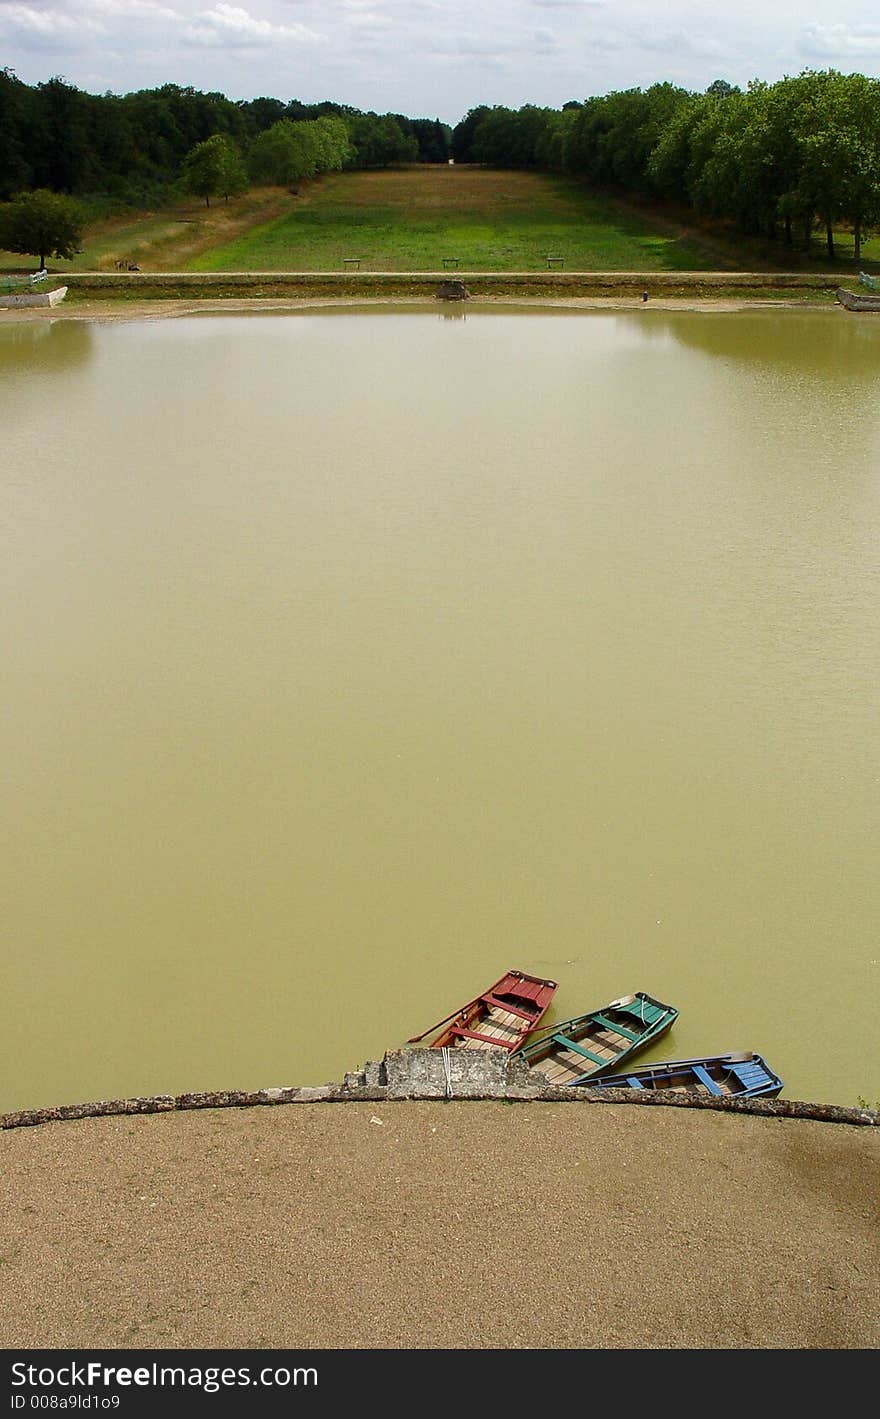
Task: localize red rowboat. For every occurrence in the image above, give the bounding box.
[408,969,558,1051]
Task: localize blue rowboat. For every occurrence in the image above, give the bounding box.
[577,1051,783,1099]
[517,991,677,1086]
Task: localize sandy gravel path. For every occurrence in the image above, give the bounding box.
[0,294,834,323]
[2,1103,877,1350]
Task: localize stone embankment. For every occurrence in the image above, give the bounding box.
[57,270,843,301]
[3,1049,877,1130]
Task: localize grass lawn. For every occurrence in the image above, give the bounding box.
[0,187,292,275]
[3,166,879,277]
[188,167,737,273]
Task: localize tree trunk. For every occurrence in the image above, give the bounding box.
[826,220,834,259]
[803,219,812,251]
[784,214,792,246]
[205,195,210,207]
[854,219,862,263]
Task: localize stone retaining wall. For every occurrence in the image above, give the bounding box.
[57,270,843,300]
[3,1049,877,1130]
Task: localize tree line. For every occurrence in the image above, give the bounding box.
[4,67,880,264]
[0,71,452,206]
[453,71,880,259]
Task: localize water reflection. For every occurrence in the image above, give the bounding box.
[0,320,94,378]
[638,308,880,379]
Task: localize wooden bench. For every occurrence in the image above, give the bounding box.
[546,254,564,268]
[343,257,362,270]
[442,257,460,270]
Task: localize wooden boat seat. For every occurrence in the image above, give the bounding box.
[552,1035,607,1067]
[692,1064,723,1095]
[484,995,537,1022]
[592,1012,640,1042]
[450,1026,516,1049]
[729,1061,767,1089]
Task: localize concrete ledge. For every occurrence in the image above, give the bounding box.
[54,269,844,299]
[382,1046,539,1098]
[3,1050,878,1130]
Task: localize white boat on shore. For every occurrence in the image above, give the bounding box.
[0,285,68,310]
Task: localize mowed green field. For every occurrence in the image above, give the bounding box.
[3,165,875,278]
[189,166,736,273]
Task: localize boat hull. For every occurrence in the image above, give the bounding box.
[581,1051,783,1099]
[413,969,558,1052]
[518,991,678,1085]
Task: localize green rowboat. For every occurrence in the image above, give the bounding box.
[517,991,678,1086]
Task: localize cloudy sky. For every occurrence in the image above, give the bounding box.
[3,0,880,124]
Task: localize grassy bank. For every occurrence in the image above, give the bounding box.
[0,186,292,275]
[3,167,877,283]
[188,167,735,273]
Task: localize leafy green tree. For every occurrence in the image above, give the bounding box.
[238,96,287,136]
[345,114,418,168]
[451,106,490,163]
[566,84,690,195]
[471,105,553,168]
[248,117,350,185]
[248,121,299,184]
[180,133,242,206]
[690,89,774,235]
[740,78,813,245]
[32,78,93,192]
[216,137,248,202]
[794,71,880,259]
[0,69,33,198]
[0,188,83,267]
[408,117,451,163]
[705,79,740,99]
[310,115,351,172]
[666,90,753,231]
[647,93,712,203]
[535,107,581,172]
[249,120,311,184]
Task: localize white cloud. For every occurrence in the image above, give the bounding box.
[636,28,727,60]
[801,22,880,58]
[0,3,105,39]
[4,2,880,122]
[182,2,324,47]
[0,0,183,51]
[88,0,179,17]
[344,10,393,30]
